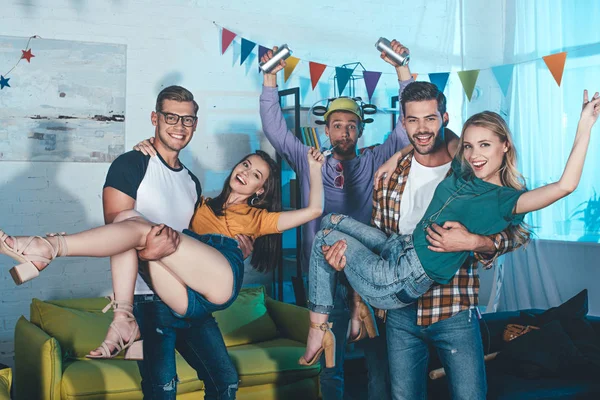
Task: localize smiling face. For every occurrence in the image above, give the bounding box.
[151,99,197,153]
[229,154,271,197]
[461,125,509,183]
[402,99,448,155]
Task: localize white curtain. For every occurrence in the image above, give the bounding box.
[492,0,600,313]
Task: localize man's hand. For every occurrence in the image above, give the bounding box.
[261,46,286,88]
[236,234,255,260]
[138,224,180,261]
[380,40,410,68]
[426,221,479,253]
[322,240,347,271]
[133,137,157,156]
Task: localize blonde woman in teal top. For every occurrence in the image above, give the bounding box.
[300,90,600,368]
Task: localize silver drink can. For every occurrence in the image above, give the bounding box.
[259,44,293,73]
[375,37,410,66]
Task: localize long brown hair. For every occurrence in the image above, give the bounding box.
[206,150,282,273]
[456,111,531,247]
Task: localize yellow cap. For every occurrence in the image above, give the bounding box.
[323,98,363,122]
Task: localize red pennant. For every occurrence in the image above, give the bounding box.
[221,28,236,55]
[543,52,567,86]
[309,62,327,90]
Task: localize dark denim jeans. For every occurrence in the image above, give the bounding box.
[318,278,391,400]
[134,295,239,400]
[386,304,486,400]
[133,232,244,400]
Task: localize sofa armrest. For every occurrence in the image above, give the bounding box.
[14,316,62,400]
[265,297,310,343]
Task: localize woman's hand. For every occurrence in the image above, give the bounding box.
[308,147,325,169]
[580,89,600,128]
[133,137,156,156]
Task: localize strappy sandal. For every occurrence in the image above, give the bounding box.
[0,230,68,285]
[298,322,336,368]
[86,297,142,360]
[347,300,379,344]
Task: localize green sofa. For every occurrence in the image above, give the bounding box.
[14,286,320,399]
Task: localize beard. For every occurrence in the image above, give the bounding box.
[332,138,357,157]
[409,129,444,155]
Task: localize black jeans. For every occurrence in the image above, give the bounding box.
[134,295,239,400]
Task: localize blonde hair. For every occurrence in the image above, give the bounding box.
[456,111,531,248]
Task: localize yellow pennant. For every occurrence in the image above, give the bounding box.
[284,56,301,82]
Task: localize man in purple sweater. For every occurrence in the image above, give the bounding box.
[259,41,412,400]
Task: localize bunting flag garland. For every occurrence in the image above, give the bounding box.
[491,64,514,97]
[428,72,450,93]
[309,61,327,90]
[1,35,40,90]
[215,24,581,101]
[335,66,355,96]
[363,71,382,101]
[258,45,269,71]
[543,52,568,86]
[221,28,236,54]
[284,56,301,82]
[457,69,480,101]
[240,38,256,65]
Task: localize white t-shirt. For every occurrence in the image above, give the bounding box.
[104,150,201,294]
[398,157,451,235]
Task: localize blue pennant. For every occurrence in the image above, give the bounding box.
[428,72,450,93]
[335,66,355,96]
[240,38,256,66]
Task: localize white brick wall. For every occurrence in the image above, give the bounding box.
[0,0,505,366]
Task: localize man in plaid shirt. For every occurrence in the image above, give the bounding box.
[323,81,517,399]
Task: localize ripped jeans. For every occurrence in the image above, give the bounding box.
[307,213,435,313]
[134,294,239,400]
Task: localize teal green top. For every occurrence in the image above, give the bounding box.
[413,159,526,284]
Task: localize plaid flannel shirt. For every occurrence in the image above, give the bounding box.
[371,151,518,326]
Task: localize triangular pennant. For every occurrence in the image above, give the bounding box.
[221,28,236,54]
[284,56,301,82]
[363,71,382,101]
[309,62,327,90]
[491,64,514,97]
[428,72,450,93]
[411,73,418,81]
[258,45,269,72]
[457,69,480,101]
[543,51,567,86]
[240,38,256,65]
[335,66,355,96]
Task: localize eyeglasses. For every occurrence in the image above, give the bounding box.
[334,162,344,189]
[158,111,197,127]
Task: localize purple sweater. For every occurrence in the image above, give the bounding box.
[259,80,412,272]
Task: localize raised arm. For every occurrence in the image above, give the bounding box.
[260,47,308,170]
[276,148,324,231]
[515,90,600,214]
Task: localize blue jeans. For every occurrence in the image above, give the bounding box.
[319,282,391,400]
[134,295,239,400]
[308,214,434,312]
[386,304,486,400]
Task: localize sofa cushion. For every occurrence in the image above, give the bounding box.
[228,338,320,387]
[213,286,279,347]
[30,298,117,360]
[61,354,203,399]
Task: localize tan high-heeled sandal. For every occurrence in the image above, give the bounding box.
[0,230,68,285]
[347,298,379,344]
[298,322,336,368]
[86,297,142,360]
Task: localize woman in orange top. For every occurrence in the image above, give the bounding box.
[1,148,325,359]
